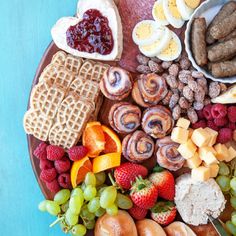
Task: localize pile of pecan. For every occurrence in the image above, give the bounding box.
[136,53,227,123]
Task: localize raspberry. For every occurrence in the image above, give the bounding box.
[39,159,54,170]
[214,117,228,127]
[203,104,213,120]
[211,104,227,119]
[68,146,88,161]
[46,179,61,193]
[54,157,71,174]
[228,106,236,123]
[228,122,236,130]
[217,128,233,144]
[58,173,72,189]
[46,145,65,161]
[192,119,207,129]
[33,142,48,160]
[196,109,204,120]
[40,168,57,183]
[128,204,148,220]
[207,120,219,131]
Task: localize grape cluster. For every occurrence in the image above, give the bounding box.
[216,161,236,235]
[38,171,133,235]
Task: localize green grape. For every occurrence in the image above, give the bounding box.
[84,172,96,187]
[100,186,117,208]
[88,197,100,213]
[231,177,236,191]
[216,176,231,192]
[95,207,106,217]
[83,219,95,230]
[106,204,118,216]
[71,224,87,236]
[83,185,97,201]
[232,211,236,217]
[218,162,230,176]
[38,200,49,212]
[97,185,108,196]
[65,209,79,226]
[232,215,236,226]
[46,201,61,216]
[71,187,83,198]
[69,195,83,214]
[231,188,236,197]
[231,196,236,209]
[95,172,106,186]
[116,193,133,210]
[81,183,86,192]
[226,221,236,235]
[60,220,70,234]
[80,205,96,220]
[54,189,71,205]
[61,200,69,213]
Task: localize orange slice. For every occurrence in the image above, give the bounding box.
[102,125,122,153]
[92,152,121,173]
[71,156,92,188]
[82,121,105,158]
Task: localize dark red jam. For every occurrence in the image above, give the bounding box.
[66,9,114,55]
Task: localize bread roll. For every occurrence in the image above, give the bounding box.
[164,221,196,236]
[94,210,138,236]
[136,219,167,236]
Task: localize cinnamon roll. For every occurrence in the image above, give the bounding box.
[156,136,185,171]
[122,130,154,163]
[142,105,174,139]
[109,102,141,134]
[132,73,168,107]
[100,67,133,101]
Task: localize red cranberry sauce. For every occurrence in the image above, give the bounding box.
[66,9,114,55]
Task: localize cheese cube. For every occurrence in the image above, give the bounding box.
[225,146,236,162]
[186,152,202,169]
[171,127,189,144]
[191,166,211,181]
[203,163,219,178]
[188,128,193,139]
[177,139,197,159]
[199,146,217,159]
[204,127,218,146]
[214,144,229,161]
[176,118,190,130]
[201,152,218,165]
[191,128,211,147]
[233,130,236,142]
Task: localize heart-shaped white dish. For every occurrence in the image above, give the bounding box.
[51,0,123,61]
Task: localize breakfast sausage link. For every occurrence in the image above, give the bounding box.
[191,18,207,66]
[206,1,236,44]
[211,58,236,77]
[210,10,236,40]
[219,28,236,43]
[207,37,236,62]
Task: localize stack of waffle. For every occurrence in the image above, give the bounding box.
[24,51,109,149]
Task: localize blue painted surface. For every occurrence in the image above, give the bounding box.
[0,1,77,235]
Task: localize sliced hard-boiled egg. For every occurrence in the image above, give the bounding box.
[176,0,194,20]
[139,26,172,57]
[132,20,165,46]
[184,0,200,9]
[152,0,169,26]
[163,0,185,28]
[157,31,182,61]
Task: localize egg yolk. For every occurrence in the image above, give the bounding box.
[153,2,166,20]
[185,0,200,9]
[135,23,153,40]
[168,0,182,19]
[141,39,161,51]
[159,38,178,56]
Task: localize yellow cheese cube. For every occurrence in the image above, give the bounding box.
[201,152,218,165]
[214,144,229,161]
[186,152,202,169]
[191,128,211,147]
[233,130,236,142]
[225,146,236,162]
[171,127,189,144]
[191,166,211,181]
[203,163,219,178]
[176,118,190,130]
[177,139,197,159]
[199,146,217,159]
[188,128,193,138]
[204,127,218,146]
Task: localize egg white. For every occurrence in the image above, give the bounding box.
[176,0,194,20]
[152,0,169,26]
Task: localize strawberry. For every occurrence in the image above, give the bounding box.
[130,177,158,209]
[151,201,176,226]
[149,166,175,201]
[114,163,148,190]
[128,204,148,220]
